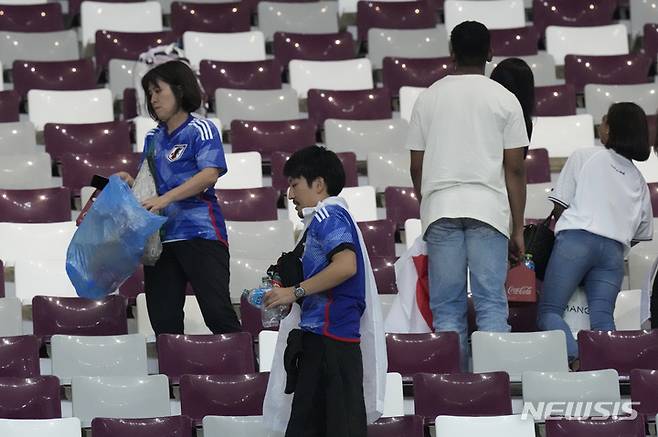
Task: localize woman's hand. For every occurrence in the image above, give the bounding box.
[114,171,135,187]
[142,194,173,214]
[264,287,296,309]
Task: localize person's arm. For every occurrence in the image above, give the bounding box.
[410,150,424,203]
[504,147,527,264]
[264,249,357,308]
[142,167,220,213]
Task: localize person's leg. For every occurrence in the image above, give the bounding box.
[536,230,594,359]
[464,219,511,334]
[175,239,241,334]
[584,236,625,332]
[424,218,469,366]
[143,242,187,335]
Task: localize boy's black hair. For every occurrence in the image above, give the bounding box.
[141,60,202,121]
[283,146,346,196]
[490,57,535,140]
[450,21,491,67]
[605,102,652,161]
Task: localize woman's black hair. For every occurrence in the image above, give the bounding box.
[283,146,346,196]
[490,58,535,141]
[605,102,652,161]
[141,60,202,121]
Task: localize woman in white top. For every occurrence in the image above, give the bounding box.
[537,102,654,361]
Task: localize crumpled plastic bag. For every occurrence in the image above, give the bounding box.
[132,160,162,266]
[66,175,167,299]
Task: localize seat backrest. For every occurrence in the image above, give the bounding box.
[0,298,21,336]
[535,84,577,117]
[382,56,452,96]
[135,293,213,339]
[226,219,294,259]
[490,26,539,57]
[60,152,142,194]
[399,86,426,122]
[471,330,570,381]
[0,375,61,419]
[578,329,658,377]
[338,186,378,222]
[80,1,163,47]
[258,1,339,41]
[545,24,629,66]
[584,83,658,124]
[95,30,177,71]
[71,375,171,427]
[289,58,374,98]
[0,152,53,189]
[215,88,299,125]
[44,120,132,162]
[92,416,194,437]
[357,0,436,41]
[404,218,422,247]
[308,88,391,127]
[0,3,63,32]
[231,258,271,302]
[366,415,425,437]
[230,119,315,159]
[15,259,77,304]
[170,1,250,35]
[367,27,450,70]
[202,415,268,437]
[533,0,617,36]
[565,53,652,93]
[257,330,278,372]
[28,89,114,130]
[183,30,266,68]
[545,416,646,437]
[0,187,71,223]
[0,335,40,378]
[0,221,76,265]
[0,30,78,66]
[273,31,355,67]
[434,415,535,437]
[214,151,263,189]
[385,187,420,230]
[0,418,81,437]
[325,118,408,159]
[367,152,412,191]
[199,59,282,96]
[0,121,36,155]
[444,0,526,35]
[358,219,396,258]
[486,53,559,87]
[216,187,278,221]
[631,368,658,417]
[635,151,658,183]
[386,333,461,378]
[370,255,398,294]
[525,148,551,184]
[12,59,96,98]
[530,114,595,158]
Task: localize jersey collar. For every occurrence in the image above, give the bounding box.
[301,196,349,227]
[161,114,194,140]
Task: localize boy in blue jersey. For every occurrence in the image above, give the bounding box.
[265,146,368,437]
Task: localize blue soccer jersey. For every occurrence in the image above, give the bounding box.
[299,201,366,342]
[143,114,228,244]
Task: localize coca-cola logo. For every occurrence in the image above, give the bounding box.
[507,286,533,295]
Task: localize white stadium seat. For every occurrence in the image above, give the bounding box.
[288,59,374,98]
[444,0,526,36]
[80,1,163,47]
[545,24,629,66]
[28,89,114,131]
[183,31,266,68]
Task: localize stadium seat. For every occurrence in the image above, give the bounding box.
[32,295,128,342]
[289,58,374,98]
[382,57,451,97]
[414,372,512,422]
[170,1,250,35]
[644,23,658,62]
[157,333,255,384]
[0,188,71,223]
[183,30,266,68]
[525,148,551,184]
[0,153,52,189]
[226,219,294,259]
[533,0,617,37]
[635,152,658,183]
[12,59,95,98]
[368,28,450,70]
[358,219,396,258]
[69,0,144,18]
[60,152,141,195]
[0,418,81,437]
[399,85,425,122]
[0,121,36,155]
[565,53,652,94]
[486,53,561,87]
[0,298,21,337]
[385,187,420,230]
[367,152,412,191]
[630,368,658,417]
[381,372,404,417]
[0,90,19,122]
[367,415,425,437]
[404,218,422,247]
[578,330,658,377]
[545,416,646,437]
[308,88,391,127]
[585,83,658,124]
[0,3,63,32]
[117,267,144,304]
[94,30,177,72]
[230,119,315,159]
[434,415,535,437]
[180,373,269,426]
[0,30,78,67]
[71,375,170,427]
[0,262,3,298]
[215,88,300,125]
[44,121,132,163]
[203,415,270,437]
[199,59,283,96]
[370,256,398,294]
[489,27,539,57]
[0,221,76,265]
[229,258,271,303]
[239,294,270,339]
[522,369,621,420]
[136,293,213,339]
[216,187,278,221]
[0,335,40,378]
[28,89,114,131]
[630,0,658,37]
[336,186,378,222]
[324,118,407,159]
[92,416,195,437]
[214,152,263,189]
[444,0,526,35]
[508,303,539,332]
[106,59,136,99]
[546,24,629,66]
[259,2,339,41]
[357,1,436,41]
[15,259,76,304]
[525,182,553,219]
[386,333,461,379]
[471,330,570,381]
[80,1,163,48]
[273,31,355,68]
[0,376,60,419]
[530,114,595,158]
[258,330,278,372]
[535,84,577,117]
[51,334,148,382]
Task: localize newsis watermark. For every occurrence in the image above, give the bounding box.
[520,401,640,421]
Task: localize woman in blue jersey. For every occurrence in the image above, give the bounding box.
[116,60,241,335]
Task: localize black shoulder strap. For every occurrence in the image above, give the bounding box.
[292,228,309,258]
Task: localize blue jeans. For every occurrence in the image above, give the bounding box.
[425,218,511,368]
[537,229,624,359]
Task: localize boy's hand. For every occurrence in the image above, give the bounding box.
[264,287,296,309]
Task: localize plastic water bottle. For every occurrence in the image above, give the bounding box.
[242,276,289,328]
[523,253,535,271]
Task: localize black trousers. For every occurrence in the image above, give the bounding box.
[143,239,241,335]
[285,331,367,437]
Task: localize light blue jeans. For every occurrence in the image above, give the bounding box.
[537,229,624,359]
[425,218,511,368]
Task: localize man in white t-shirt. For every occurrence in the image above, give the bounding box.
[406,21,528,366]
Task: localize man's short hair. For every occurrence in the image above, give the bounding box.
[283,146,346,196]
[450,21,491,67]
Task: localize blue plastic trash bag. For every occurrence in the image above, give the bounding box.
[66,175,167,299]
